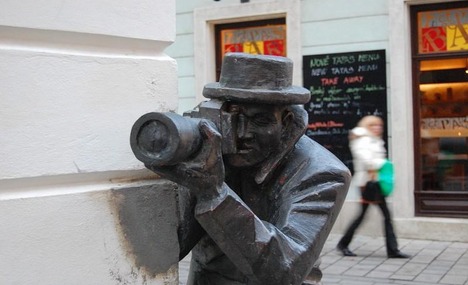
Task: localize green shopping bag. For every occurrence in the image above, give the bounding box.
[379,159,394,196]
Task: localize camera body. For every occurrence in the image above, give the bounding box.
[130,99,238,166]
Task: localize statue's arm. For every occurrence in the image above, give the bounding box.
[195,162,350,285]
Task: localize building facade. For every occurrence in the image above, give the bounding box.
[167,0,468,242]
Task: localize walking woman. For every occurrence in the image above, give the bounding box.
[337,115,410,258]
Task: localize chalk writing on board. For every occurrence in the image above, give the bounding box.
[303,50,388,172]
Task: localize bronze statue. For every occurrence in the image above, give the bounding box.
[131,53,350,285]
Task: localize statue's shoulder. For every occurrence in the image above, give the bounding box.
[292,136,349,173]
[293,135,328,156]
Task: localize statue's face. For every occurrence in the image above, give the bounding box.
[224,103,284,168]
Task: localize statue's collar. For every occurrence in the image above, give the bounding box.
[254,143,295,185]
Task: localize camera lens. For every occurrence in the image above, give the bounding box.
[131,112,202,165]
[138,120,169,154]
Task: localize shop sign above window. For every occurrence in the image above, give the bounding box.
[220,24,286,57]
[418,7,468,54]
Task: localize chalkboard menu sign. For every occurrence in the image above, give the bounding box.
[303,50,388,172]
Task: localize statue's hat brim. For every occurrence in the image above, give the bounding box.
[203,83,310,104]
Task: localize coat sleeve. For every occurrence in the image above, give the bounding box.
[351,136,386,171]
[194,139,351,285]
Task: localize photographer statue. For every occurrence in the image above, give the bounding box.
[130,53,350,285]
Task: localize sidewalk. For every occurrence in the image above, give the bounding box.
[179,234,468,285]
[320,234,468,285]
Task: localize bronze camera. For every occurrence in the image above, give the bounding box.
[130,99,238,166]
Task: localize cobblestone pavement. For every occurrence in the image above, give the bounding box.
[179,234,468,285]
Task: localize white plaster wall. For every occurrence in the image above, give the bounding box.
[0,50,176,179]
[0,181,178,285]
[0,0,182,283]
[301,0,389,55]
[0,3,178,179]
[388,0,416,222]
[0,1,174,42]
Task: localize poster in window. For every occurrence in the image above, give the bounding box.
[220,24,286,57]
[418,7,468,54]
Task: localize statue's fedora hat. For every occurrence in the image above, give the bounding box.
[203,52,310,104]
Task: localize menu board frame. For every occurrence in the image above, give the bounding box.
[303,50,388,172]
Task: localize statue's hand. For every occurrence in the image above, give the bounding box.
[146,120,225,200]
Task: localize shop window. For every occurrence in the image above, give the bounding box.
[420,60,467,192]
[411,3,468,218]
[214,18,286,80]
